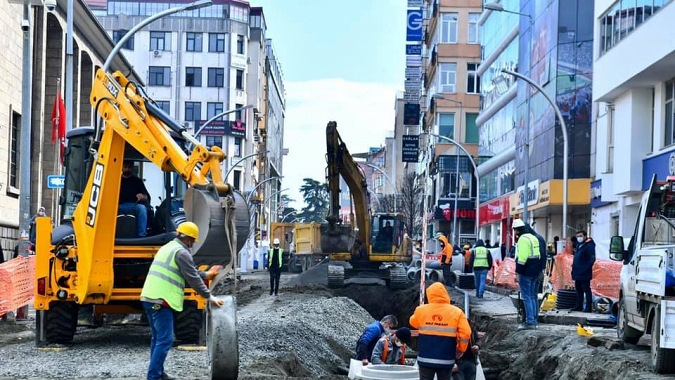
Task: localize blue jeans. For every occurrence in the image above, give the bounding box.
[518,274,538,325]
[119,202,147,236]
[474,269,488,296]
[142,302,174,380]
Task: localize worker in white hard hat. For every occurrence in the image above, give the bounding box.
[140,221,224,380]
[268,238,284,296]
[512,218,541,331]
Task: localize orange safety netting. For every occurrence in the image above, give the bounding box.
[492,258,519,290]
[0,256,35,316]
[549,253,622,299]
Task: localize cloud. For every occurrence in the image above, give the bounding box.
[282,79,401,209]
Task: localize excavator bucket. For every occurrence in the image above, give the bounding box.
[184,188,250,267]
[320,223,354,254]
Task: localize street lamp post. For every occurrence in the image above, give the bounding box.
[365,163,397,213]
[246,176,282,204]
[501,68,569,237]
[431,94,465,243]
[427,133,480,240]
[103,0,212,72]
[281,210,298,223]
[484,2,534,224]
[226,150,269,180]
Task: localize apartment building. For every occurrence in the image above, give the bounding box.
[592,0,675,243]
[477,0,594,245]
[422,0,482,245]
[91,0,284,213]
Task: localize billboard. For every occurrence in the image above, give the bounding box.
[403,104,420,125]
[407,10,423,41]
[402,135,420,163]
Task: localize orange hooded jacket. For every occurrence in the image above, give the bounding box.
[410,282,471,369]
[438,235,454,265]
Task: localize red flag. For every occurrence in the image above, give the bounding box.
[51,91,66,164]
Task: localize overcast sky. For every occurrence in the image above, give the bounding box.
[252,0,407,209]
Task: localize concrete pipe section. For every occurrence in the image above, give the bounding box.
[348,360,419,380]
[208,295,238,380]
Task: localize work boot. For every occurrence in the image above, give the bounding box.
[161,373,176,380]
[517,323,537,331]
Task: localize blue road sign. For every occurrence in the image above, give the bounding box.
[47,175,65,189]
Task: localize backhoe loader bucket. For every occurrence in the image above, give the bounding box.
[320,223,354,253]
[184,188,250,267]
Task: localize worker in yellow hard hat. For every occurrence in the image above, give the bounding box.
[140,221,224,380]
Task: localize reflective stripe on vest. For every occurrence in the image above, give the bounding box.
[474,247,489,268]
[141,240,186,312]
[419,325,458,334]
[516,234,540,265]
[417,355,455,366]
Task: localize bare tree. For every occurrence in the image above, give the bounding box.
[399,172,424,239]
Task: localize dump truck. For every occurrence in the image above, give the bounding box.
[609,174,675,373]
[292,222,324,272]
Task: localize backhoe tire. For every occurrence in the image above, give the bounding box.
[617,298,641,345]
[174,301,204,345]
[651,306,675,373]
[44,301,78,344]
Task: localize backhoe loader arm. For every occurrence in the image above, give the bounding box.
[70,69,237,304]
[325,121,370,247]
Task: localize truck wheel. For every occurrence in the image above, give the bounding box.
[651,307,675,373]
[617,298,641,344]
[174,301,204,345]
[43,301,78,344]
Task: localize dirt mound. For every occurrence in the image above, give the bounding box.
[286,261,329,286]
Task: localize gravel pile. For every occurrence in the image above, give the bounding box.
[238,293,373,378]
[286,261,329,286]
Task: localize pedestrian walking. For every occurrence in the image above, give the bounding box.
[355,315,398,365]
[512,219,541,330]
[140,221,224,380]
[410,282,472,380]
[571,230,595,312]
[469,240,492,298]
[437,234,454,286]
[370,327,411,365]
[268,238,283,296]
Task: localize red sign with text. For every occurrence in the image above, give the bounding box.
[479,196,510,226]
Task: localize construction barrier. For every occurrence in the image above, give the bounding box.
[0,256,35,317]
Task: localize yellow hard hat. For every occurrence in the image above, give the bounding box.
[176,222,199,241]
[463,244,470,249]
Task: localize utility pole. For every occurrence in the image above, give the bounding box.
[18,0,33,255]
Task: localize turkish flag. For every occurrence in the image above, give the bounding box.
[51,91,66,164]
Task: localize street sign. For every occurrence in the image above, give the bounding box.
[402,135,420,163]
[47,175,65,189]
[406,10,424,41]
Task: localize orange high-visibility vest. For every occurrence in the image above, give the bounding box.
[380,337,406,365]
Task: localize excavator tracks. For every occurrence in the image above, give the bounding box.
[327,265,345,288]
[388,266,408,290]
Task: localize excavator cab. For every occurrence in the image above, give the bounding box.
[371,214,404,254]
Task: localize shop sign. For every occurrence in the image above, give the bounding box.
[642,150,675,190]
[434,200,475,221]
[479,196,510,226]
[515,180,540,210]
[590,179,610,208]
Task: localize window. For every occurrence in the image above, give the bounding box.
[468,13,480,44]
[186,32,202,52]
[234,137,242,157]
[233,170,241,191]
[206,136,223,147]
[9,110,20,190]
[149,66,170,86]
[208,68,225,87]
[113,30,134,50]
[439,156,472,198]
[235,103,244,121]
[467,63,480,94]
[439,63,457,93]
[235,69,244,90]
[440,13,458,43]
[599,0,672,55]
[207,102,224,120]
[185,102,201,122]
[185,67,202,87]
[209,33,226,52]
[666,79,675,146]
[438,113,455,141]
[465,113,479,143]
[236,35,245,54]
[155,101,170,115]
[150,31,170,51]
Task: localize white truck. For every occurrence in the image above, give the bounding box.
[609,174,675,373]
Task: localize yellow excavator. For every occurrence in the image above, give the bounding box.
[321,121,410,289]
[33,64,248,368]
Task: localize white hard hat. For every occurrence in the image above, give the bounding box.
[273,238,280,245]
[512,219,526,229]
